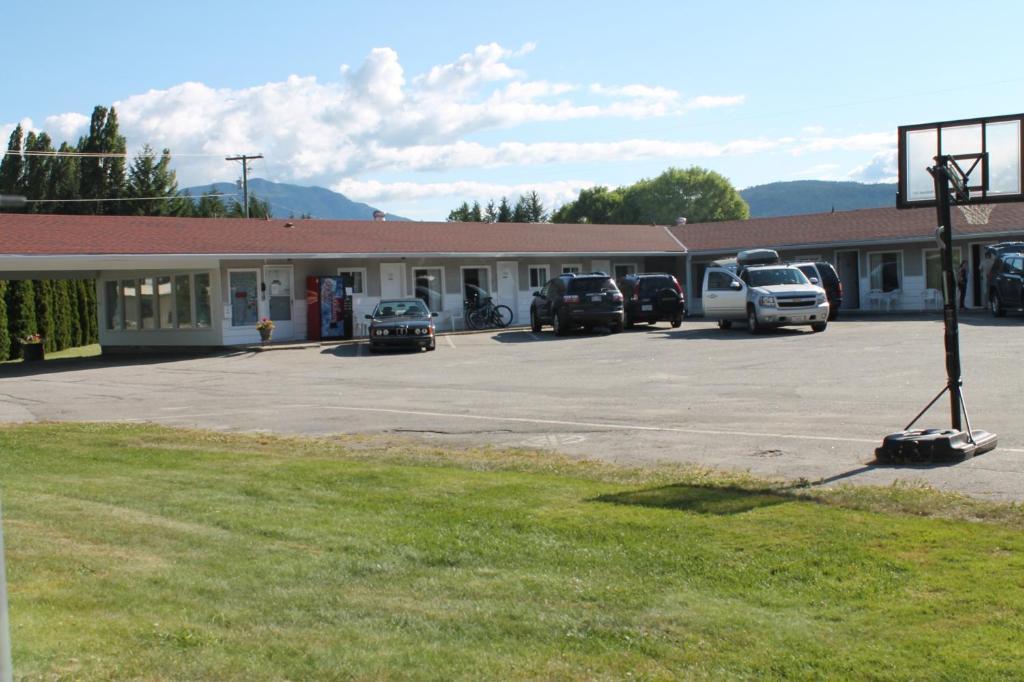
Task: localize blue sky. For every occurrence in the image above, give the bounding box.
[2,0,1022,219]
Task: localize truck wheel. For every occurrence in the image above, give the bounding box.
[811,321,827,332]
[747,307,761,334]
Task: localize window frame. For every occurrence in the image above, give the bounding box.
[412,265,446,312]
[561,264,582,275]
[336,267,368,295]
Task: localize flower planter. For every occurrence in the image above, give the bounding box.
[258,328,273,344]
[22,342,45,362]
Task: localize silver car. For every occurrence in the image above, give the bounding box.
[703,262,829,333]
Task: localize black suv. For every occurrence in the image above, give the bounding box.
[790,260,843,320]
[987,242,1024,317]
[616,273,686,328]
[530,273,625,335]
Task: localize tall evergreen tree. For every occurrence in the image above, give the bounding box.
[484,200,497,223]
[0,281,9,362]
[6,280,37,357]
[127,145,187,215]
[228,194,271,219]
[52,281,73,350]
[48,142,80,212]
[78,105,127,214]
[196,186,228,217]
[0,124,24,197]
[23,132,55,209]
[496,197,512,222]
[33,280,55,352]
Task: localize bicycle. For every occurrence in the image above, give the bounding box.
[465,296,514,329]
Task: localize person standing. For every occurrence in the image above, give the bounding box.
[957,259,969,310]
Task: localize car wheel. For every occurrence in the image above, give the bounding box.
[553,309,569,336]
[670,316,682,328]
[991,291,1006,317]
[718,319,732,330]
[811,321,827,332]
[530,308,542,333]
[747,307,761,334]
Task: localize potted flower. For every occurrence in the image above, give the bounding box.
[255,317,275,344]
[21,333,45,362]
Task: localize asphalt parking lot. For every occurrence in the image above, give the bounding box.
[2,315,1023,500]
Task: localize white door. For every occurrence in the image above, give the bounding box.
[263,265,294,340]
[380,263,405,299]
[497,261,518,322]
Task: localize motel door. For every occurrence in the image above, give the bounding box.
[264,265,294,340]
[497,261,519,323]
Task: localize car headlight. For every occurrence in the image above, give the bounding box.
[380,329,389,336]
[816,293,826,304]
[759,295,777,307]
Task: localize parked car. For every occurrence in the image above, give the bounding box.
[987,242,1024,317]
[616,272,686,328]
[365,299,438,352]
[530,273,624,335]
[790,260,842,320]
[702,249,829,333]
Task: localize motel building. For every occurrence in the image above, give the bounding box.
[1,203,1022,351]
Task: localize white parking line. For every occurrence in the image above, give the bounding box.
[445,336,456,348]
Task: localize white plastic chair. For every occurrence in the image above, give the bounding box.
[922,288,942,311]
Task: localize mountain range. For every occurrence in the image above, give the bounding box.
[181,179,409,221]
[183,178,898,222]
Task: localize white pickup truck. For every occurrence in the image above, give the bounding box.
[702,249,830,333]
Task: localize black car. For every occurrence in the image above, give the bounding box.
[365,299,438,352]
[987,242,1024,317]
[616,273,686,328]
[791,260,843,320]
[530,273,624,335]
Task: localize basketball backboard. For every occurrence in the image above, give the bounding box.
[897,113,1023,209]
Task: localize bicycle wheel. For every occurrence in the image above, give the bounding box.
[467,308,485,329]
[493,305,514,327]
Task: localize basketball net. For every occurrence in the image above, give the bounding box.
[957,204,994,225]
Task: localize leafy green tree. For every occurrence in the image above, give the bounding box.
[0,281,9,362]
[551,186,624,224]
[0,124,24,197]
[617,166,748,224]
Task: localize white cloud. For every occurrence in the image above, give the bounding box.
[848,149,898,183]
[43,112,89,140]
[793,131,893,154]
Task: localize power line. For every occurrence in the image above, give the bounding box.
[226,154,263,219]
[2,149,243,158]
[23,192,239,204]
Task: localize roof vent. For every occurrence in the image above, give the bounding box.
[675,217,687,226]
[283,221,295,229]
[372,210,386,222]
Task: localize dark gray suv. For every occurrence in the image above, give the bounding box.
[987,242,1024,317]
[530,273,625,335]
[616,273,686,328]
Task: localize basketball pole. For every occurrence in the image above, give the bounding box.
[931,156,966,432]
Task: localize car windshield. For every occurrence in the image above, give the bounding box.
[568,277,618,294]
[748,268,809,287]
[375,300,429,317]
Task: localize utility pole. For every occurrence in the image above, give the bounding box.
[225,154,263,218]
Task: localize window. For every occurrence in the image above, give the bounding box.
[229,270,259,327]
[121,279,139,330]
[561,264,581,274]
[337,269,366,294]
[194,274,212,328]
[613,264,637,280]
[529,265,549,289]
[413,267,444,312]
[707,271,735,290]
[156,276,173,329]
[175,275,193,328]
[924,248,962,290]
[868,252,903,292]
[104,273,212,332]
[139,277,156,330]
[104,281,123,330]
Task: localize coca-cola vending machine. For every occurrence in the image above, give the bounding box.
[306,275,353,341]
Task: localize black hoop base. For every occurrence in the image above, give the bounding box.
[875,429,998,464]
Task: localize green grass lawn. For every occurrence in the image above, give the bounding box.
[1,343,101,364]
[1,423,1023,680]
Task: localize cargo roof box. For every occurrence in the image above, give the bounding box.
[736,248,780,266]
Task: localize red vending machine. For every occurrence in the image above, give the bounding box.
[305,276,353,341]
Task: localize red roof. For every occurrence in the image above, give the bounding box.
[0,214,684,256]
[670,203,1024,254]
